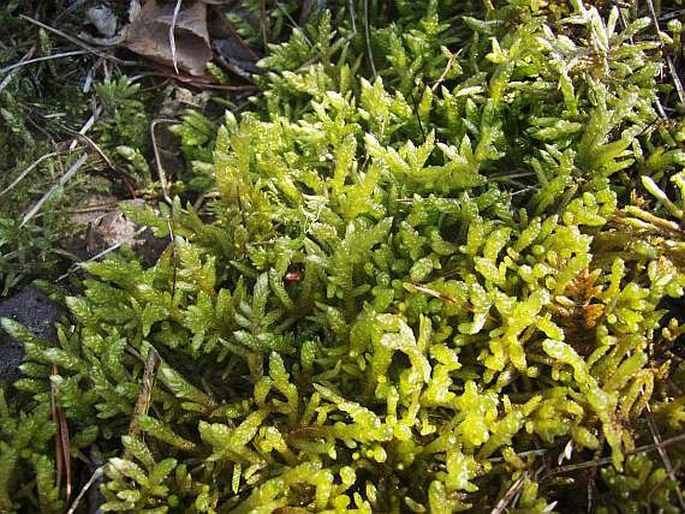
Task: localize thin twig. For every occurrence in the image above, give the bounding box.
[18,15,135,66]
[169,0,183,75]
[65,465,105,514]
[13,105,138,215]
[585,436,605,514]
[125,349,161,456]
[488,432,685,475]
[492,473,527,514]
[544,431,685,477]
[51,363,72,503]
[645,0,661,31]
[488,448,549,464]
[431,49,461,93]
[67,202,121,214]
[63,128,111,166]
[51,366,63,494]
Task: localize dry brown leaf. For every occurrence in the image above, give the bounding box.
[125,0,212,76]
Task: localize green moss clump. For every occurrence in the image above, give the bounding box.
[2,0,685,512]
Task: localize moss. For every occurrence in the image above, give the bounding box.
[2,0,685,512]
[0,4,155,294]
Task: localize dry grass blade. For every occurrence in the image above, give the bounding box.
[59,120,138,195]
[58,402,72,503]
[169,0,184,75]
[0,50,89,75]
[404,282,458,304]
[0,46,36,94]
[0,151,59,199]
[20,153,89,228]
[347,0,357,35]
[17,104,103,226]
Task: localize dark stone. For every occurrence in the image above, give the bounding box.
[0,285,64,384]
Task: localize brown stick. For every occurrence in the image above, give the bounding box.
[124,348,161,458]
[51,363,72,503]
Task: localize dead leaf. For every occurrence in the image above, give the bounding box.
[125,0,212,77]
[209,5,261,79]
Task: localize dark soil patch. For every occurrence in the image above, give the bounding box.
[0,285,64,384]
